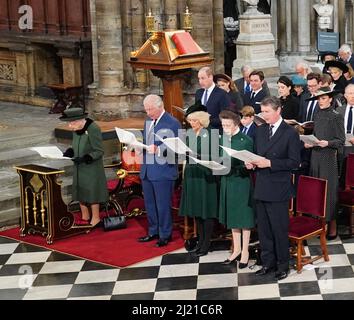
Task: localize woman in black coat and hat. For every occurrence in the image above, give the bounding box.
[277,76,300,121]
[304,87,345,240]
[325,60,349,94]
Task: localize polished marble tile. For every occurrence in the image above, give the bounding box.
[112,278,157,295]
[154,289,196,300]
[118,266,159,281]
[197,273,237,290]
[6,252,51,265]
[68,282,115,298]
[23,284,72,300]
[238,283,280,300]
[158,263,199,278]
[39,260,85,274]
[155,276,197,292]
[75,269,120,284]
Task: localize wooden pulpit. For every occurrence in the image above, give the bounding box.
[15,164,91,244]
[128,30,213,122]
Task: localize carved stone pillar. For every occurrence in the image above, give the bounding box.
[213,0,224,74]
[91,0,130,120]
[298,0,311,54]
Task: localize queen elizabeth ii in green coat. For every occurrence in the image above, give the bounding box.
[60,108,108,227]
[218,110,254,269]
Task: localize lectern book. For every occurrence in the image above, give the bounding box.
[171,32,204,55]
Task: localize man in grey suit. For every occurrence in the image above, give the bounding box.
[235,65,270,102]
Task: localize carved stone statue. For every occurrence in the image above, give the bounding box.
[243,0,261,15]
[313,0,334,31]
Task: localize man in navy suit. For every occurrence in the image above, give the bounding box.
[246,96,301,281]
[235,65,270,102]
[243,70,269,114]
[138,94,181,247]
[195,66,231,130]
[298,73,321,123]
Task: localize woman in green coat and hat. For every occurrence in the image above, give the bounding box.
[60,108,108,227]
[179,101,219,257]
[218,110,255,268]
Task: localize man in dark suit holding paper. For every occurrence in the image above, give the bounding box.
[246,96,301,281]
[195,66,231,130]
[138,94,181,247]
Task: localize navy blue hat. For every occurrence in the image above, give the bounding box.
[325,60,349,73]
[320,51,337,63]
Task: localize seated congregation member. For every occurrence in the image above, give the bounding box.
[179,102,219,257]
[60,108,108,228]
[195,66,231,130]
[218,111,254,268]
[304,88,345,241]
[214,73,243,113]
[138,95,181,247]
[245,97,301,281]
[277,76,300,121]
[243,70,268,114]
[240,106,257,140]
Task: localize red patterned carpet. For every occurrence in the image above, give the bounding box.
[0,216,185,268]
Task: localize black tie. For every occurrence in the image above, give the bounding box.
[269,125,274,140]
[251,91,256,100]
[348,106,353,134]
[306,100,315,122]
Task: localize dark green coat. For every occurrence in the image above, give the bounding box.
[179,128,219,219]
[72,119,108,204]
[218,131,255,229]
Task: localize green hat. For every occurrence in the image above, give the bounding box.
[291,75,307,87]
[59,108,88,121]
[185,100,208,117]
[306,87,338,101]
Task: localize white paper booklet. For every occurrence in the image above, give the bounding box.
[220,146,264,163]
[345,133,354,146]
[115,127,148,149]
[189,156,227,171]
[300,134,320,146]
[30,146,70,160]
[285,119,314,127]
[155,134,193,155]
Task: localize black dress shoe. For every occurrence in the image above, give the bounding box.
[221,253,241,265]
[91,221,103,229]
[238,260,249,269]
[326,233,338,241]
[155,239,169,247]
[275,270,289,281]
[188,246,201,253]
[255,266,275,276]
[138,234,159,242]
[194,251,208,257]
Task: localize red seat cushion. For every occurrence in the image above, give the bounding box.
[107,179,119,192]
[289,215,323,238]
[338,190,354,206]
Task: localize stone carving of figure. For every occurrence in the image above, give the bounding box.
[243,0,261,15]
[313,0,334,30]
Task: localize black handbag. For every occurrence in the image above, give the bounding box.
[103,215,127,231]
[103,200,127,231]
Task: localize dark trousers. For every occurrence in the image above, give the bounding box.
[141,179,174,240]
[195,217,214,253]
[256,200,290,272]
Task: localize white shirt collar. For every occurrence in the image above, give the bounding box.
[252,87,263,95]
[270,117,283,134]
[206,82,216,95]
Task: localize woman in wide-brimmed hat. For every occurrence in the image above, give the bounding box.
[179,101,219,257]
[304,87,345,240]
[325,60,349,94]
[60,108,108,228]
[214,73,243,114]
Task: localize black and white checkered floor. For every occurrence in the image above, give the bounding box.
[0,235,354,300]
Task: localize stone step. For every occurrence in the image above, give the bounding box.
[0,208,21,227]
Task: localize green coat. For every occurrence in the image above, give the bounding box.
[179,128,218,219]
[72,119,108,204]
[218,131,255,229]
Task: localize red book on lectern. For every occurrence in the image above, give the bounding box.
[171,32,203,55]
